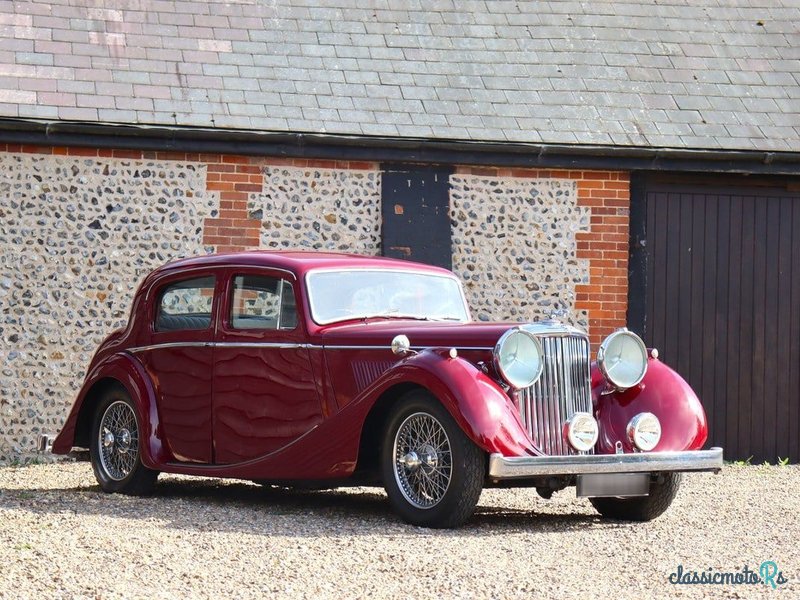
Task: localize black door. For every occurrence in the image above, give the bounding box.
[629,175,800,463]
[381,164,453,269]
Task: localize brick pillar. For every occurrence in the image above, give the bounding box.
[201,155,263,251]
[574,172,631,349]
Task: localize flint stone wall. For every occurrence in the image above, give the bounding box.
[249,166,382,254]
[0,154,593,463]
[450,174,590,327]
[0,154,218,462]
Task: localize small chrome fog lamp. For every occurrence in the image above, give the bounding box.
[564,412,599,452]
[627,412,662,451]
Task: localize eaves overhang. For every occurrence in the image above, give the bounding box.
[1,118,799,176]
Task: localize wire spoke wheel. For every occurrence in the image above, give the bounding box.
[393,412,453,509]
[97,400,139,481]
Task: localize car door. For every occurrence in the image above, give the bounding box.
[212,268,323,464]
[137,271,220,464]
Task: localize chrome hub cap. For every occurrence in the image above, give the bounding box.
[117,429,132,453]
[399,451,422,470]
[393,412,452,510]
[98,401,139,481]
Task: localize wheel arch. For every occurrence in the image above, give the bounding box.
[73,377,126,449]
[355,382,426,479]
[352,350,538,478]
[53,352,168,468]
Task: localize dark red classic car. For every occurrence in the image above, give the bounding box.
[53,251,722,527]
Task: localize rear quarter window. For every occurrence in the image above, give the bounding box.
[155,276,215,332]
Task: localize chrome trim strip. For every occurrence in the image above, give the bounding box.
[126,341,492,353]
[488,447,724,479]
[316,345,392,350]
[215,342,306,349]
[316,345,492,351]
[127,342,213,353]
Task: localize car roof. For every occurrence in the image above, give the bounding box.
[154,250,456,279]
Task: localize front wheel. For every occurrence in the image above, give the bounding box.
[90,383,158,495]
[589,472,682,521]
[381,391,485,528]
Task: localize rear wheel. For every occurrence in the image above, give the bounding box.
[381,391,484,528]
[90,384,158,495]
[589,473,681,521]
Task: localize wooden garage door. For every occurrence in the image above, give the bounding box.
[629,179,800,463]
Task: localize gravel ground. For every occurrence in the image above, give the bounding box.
[0,462,798,599]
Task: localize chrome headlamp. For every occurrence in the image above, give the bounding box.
[597,329,648,390]
[493,328,544,389]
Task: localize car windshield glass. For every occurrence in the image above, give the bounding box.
[306,269,470,325]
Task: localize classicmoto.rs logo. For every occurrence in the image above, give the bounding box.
[668,561,789,589]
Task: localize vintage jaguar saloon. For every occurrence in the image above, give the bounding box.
[53,251,722,528]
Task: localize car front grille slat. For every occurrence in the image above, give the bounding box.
[518,334,592,456]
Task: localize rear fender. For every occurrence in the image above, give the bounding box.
[363,349,535,457]
[52,352,168,468]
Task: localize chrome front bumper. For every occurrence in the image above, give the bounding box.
[488,447,723,479]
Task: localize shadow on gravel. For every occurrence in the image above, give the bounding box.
[2,476,611,536]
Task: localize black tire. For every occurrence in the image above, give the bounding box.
[589,473,682,521]
[381,390,485,528]
[89,383,158,495]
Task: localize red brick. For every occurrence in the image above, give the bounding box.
[207,163,236,172]
[206,181,235,191]
[603,180,629,191]
[581,171,612,180]
[221,155,250,164]
[68,147,100,156]
[235,164,262,174]
[260,157,306,167]
[111,149,144,159]
[219,191,247,200]
[578,179,605,190]
[348,161,377,170]
[233,183,262,192]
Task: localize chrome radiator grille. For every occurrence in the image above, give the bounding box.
[517,334,593,456]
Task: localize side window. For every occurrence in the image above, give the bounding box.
[155,276,216,332]
[231,275,298,330]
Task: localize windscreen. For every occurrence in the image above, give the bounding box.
[307,269,470,325]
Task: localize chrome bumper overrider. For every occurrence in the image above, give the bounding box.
[488,447,723,479]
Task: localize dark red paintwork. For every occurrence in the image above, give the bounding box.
[53,251,709,481]
[593,357,709,454]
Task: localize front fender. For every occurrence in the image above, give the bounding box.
[364,349,535,457]
[52,352,169,468]
[593,357,709,454]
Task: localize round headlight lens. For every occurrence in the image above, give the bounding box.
[564,412,599,452]
[627,412,662,451]
[493,328,544,389]
[597,329,648,389]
